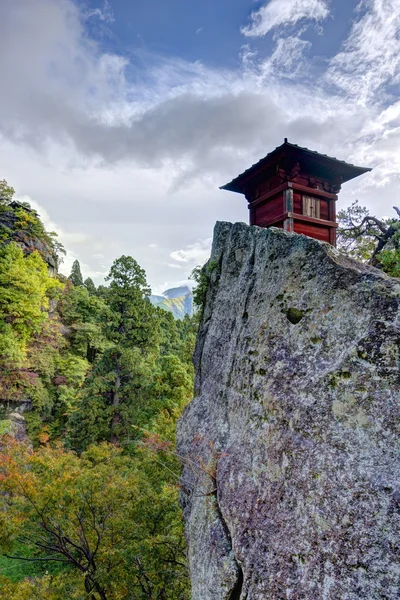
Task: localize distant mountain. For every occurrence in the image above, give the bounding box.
[163,286,191,299]
[149,285,193,319]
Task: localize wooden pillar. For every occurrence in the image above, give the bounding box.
[328,199,337,247]
[283,186,294,232]
[249,205,255,226]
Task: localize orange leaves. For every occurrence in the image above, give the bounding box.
[37,427,50,446]
[141,430,174,454]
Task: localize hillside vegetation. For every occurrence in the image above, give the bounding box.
[0,180,197,599]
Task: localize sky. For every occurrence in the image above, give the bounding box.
[1,0,400,294]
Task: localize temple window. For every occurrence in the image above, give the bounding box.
[303,196,320,219]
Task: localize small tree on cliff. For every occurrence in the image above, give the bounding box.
[0,179,15,204]
[69,260,83,287]
[337,201,400,276]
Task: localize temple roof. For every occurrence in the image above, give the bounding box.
[221,139,372,194]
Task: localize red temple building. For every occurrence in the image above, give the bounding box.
[221,139,371,247]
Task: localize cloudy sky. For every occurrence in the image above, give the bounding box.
[1,0,399,293]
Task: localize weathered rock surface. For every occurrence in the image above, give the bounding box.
[177,222,400,600]
[0,412,28,443]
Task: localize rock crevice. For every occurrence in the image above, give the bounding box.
[178,222,400,600]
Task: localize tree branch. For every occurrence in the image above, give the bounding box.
[3,554,68,563]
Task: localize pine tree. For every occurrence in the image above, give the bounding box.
[84,277,96,295]
[69,260,83,286]
[105,255,155,348]
[68,256,161,447]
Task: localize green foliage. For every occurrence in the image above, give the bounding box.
[0,180,15,204]
[0,573,70,599]
[0,179,196,599]
[0,441,190,600]
[0,540,66,585]
[0,325,25,368]
[67,346,155,450]
[337,201,400,277]
[0,244,62,405]
[190,259,218,314]
[12,208,65,264]
[105,255,157,349]
[0,184,64,266]
[67,337,194,452]
[0,243,61,344]
[58,283,110,362]
[376,248,400,277]
[0,259,59,408]
[0,420,13,436]
[337,200,383,262]
[84,277,96,295]
[68,259,83,287]
[158,311,197,367]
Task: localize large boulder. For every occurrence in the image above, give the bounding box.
[177,222,400,600]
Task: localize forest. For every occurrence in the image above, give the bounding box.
[0,180,197,599]
[1,177,400,600]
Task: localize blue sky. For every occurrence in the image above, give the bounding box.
[84,0,359,69]
[0,0,399,292]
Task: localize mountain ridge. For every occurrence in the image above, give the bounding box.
[149,285,193,319]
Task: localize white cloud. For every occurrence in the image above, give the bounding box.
[1,0,400,292]
[326,0,400,105]
[242,0,330,37]
[17,195,91,246]
[86,0,115,24]
[170,239,212,266]
[263,37,312,78]
[15,194,108,282]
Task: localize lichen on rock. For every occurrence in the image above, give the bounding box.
[177,222,400,600]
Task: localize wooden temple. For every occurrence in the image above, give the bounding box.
[221,139,371,246]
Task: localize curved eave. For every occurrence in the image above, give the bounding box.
[220,141,372,195]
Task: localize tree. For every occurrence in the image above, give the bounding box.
[67,346,156,450]
[105,255,156,348]
[0,243,61,351]
[84,277,96,295]
[0,179,15,204]
[67,256,161,447]
[103,256,160,444]
[57,283,110,363]
[337,201,400,276]
[0,440,189,600]
[69,260,83,287]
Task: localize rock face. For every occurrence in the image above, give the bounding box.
[177,222,400,600]
[0,412,28,443]
[0,207,58,274]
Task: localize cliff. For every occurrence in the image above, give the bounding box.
[177,222,400,599]
[0,203,58,274]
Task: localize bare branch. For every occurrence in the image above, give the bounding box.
[393,206,400,219]
[3,554,68,563]
[360,216,388,234]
